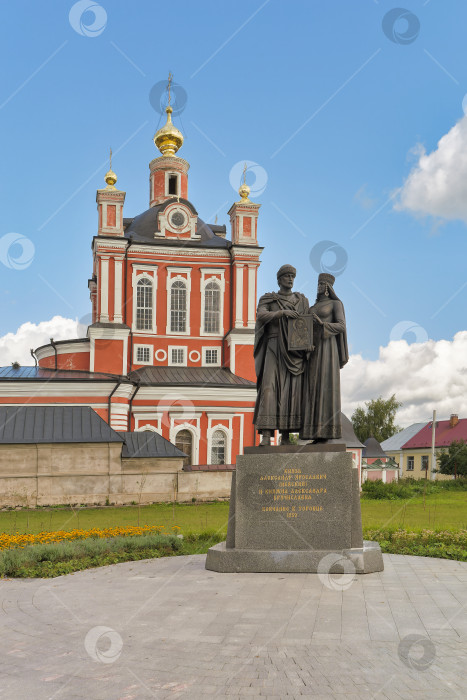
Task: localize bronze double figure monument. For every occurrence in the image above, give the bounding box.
[206,264,384,575]
[254,264,348,446]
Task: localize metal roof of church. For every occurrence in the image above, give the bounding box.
[0,366,125,382]
[124,198,230,248]
[0,406,123,444]
[0,366,255,388]
[129,366,255,387]
[119,431,186,459]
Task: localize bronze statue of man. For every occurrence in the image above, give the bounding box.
[253,264,309,446]
[300,273,349,442]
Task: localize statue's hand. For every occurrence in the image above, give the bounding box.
[282,309,299,318]
[313,313,323,325]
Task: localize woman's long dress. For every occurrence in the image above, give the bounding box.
[300,298,347,440]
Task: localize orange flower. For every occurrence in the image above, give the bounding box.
[0,524,176,551]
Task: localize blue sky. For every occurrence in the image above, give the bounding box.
[1,0,467,379]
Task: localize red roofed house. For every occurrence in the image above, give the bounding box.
[399,414,465,480]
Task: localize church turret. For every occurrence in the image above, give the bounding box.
[96,150,126,236]
[90,153,130,377]
[228,166,261,246]
[223,165,262,382]
[149,74,189,207]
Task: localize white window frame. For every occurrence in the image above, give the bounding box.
[207,424,232,465]
[166,268,191,335]
[134,343,153,365]
[170,422,200,465]
[168,345,187,367]
[200,270,225,337]
[132,267,157,334]
[203,346,221,367]
[134,412,163,435]
[165,171,180,197]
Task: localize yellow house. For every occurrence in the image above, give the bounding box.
[381,415,462,481]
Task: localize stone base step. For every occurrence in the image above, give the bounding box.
[205,540,384,574]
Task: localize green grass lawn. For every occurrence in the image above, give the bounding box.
[361,492,467,531]
[0,502,231,536]
[0,490,466,536]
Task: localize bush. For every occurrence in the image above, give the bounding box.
[361,477,467,500]
[361,479,415,500]
[363,527,467,561]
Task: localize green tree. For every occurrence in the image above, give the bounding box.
[436,440,467,479]
[351,394,402,444]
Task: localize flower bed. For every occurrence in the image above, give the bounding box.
[0,525,180,551]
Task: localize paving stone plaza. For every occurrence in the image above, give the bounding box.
[1,553,466,698]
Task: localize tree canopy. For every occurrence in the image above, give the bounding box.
[351,394,402,444]
[436,440,467,478]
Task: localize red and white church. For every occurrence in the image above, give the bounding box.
[0,101,263,466]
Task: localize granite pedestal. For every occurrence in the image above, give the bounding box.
[206,447,383,574]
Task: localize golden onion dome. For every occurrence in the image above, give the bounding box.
[238,182,251,203]
[104,168,117,189]
[154,106,184,157]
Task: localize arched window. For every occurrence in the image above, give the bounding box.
[170,280,187,332]
[204,280,221,333]
[175,429,192,467]
[211,429,226,465]
[136,278,153,330]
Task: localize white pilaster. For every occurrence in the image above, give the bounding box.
[100,257,109,322]
[247,265,256,329]
[114,257,123,323]
[235,265,244,328]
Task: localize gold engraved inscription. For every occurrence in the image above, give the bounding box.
[259,466,327,516]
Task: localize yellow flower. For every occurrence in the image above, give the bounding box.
[0,524,171,551]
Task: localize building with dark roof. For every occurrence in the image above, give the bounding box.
[362,437,388,460]
[0,406,233,507]
[0,96,262,468]
[361,436,399,484]
[0,406,122,445]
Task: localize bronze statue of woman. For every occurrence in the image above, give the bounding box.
[253,264,309,446]
[300,273,349,442]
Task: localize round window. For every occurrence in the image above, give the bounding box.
[170,211,186,228]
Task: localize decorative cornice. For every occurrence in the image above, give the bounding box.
[96,190,126,201]
[149,155,190,172]
[94,240,129,252]
[228,201,261,216]
[128,246,231,258]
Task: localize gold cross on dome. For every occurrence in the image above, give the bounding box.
[109,147,112,170]
[167,72,173,106]
[242,162,247,185]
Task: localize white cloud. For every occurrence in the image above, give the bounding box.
[0,316,80,366]
[342,331,467,426]
[396,115,467,223]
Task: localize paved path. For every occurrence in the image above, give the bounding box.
[0,554,466,699]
